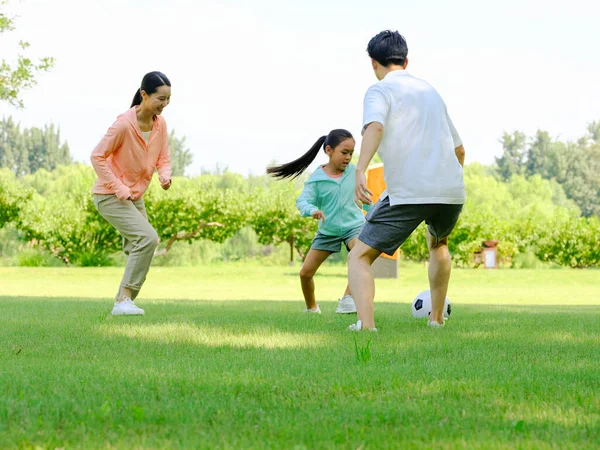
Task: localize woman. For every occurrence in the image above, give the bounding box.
[90,71,172,315]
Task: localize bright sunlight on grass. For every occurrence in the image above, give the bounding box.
[1,263,599,449]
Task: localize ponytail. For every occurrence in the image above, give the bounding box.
[267,129,354,180]
[130,89,142,108]
[267,136,327,180]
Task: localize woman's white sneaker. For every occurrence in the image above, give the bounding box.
[336,295,357,314]
[111,297,145,316]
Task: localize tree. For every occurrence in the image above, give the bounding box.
[495,131,527,181]
[586,121,600,143]
[0,1,55,108]
[495,125,600,217]
[0,168,31,228]
[250,182,318,263]
[145,177,250,252]
[0,117,71,175]
[526,130,553,179]
[168,130,193,176]
[536,216,600,268]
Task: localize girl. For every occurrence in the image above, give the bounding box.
[90,71,172,316]
[267,129,368,314]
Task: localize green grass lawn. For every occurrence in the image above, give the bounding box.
[1,263,599,449]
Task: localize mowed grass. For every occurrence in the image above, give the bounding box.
[0,263,599,449]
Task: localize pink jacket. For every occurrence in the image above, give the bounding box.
[91,107,171,200]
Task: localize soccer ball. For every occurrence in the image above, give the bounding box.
[412,290,451,319]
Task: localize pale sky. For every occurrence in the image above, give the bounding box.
[1,0,599,176]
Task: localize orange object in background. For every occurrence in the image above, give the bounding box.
[366,164,400,261]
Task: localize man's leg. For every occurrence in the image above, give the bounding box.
[348,240,381,329]
[426,204,462,324]
[341,237,360,297]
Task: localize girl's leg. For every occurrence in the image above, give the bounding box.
[299,249,331,309]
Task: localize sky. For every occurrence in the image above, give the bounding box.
[1,0,599,176]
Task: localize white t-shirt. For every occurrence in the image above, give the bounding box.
[362,70,466,205]
[141,131,151,145]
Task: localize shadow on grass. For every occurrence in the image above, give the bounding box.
[1,296,599,448]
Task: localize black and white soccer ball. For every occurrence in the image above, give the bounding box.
[412,290,451,319]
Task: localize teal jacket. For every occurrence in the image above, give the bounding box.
[296,164,369,237]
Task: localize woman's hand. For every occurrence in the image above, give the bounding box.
[161,179,172,191]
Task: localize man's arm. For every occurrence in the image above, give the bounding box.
[455,144,465,167]
[355,122,384,205]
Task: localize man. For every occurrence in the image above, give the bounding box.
[348,30,465,331]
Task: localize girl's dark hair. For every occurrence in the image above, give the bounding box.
[267,129,353,179]
[367,30,408,67]
[130,71,171,108]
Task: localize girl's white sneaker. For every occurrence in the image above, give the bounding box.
[336,295,357,314]
[303,306,321,314]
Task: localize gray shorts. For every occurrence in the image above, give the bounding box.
[358,197,463,255]
[311,225,363,253]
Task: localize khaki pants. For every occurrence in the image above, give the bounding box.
[94,194,159,301]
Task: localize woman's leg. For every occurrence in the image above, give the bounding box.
[94,195,159,303]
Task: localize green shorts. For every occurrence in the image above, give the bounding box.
[310,225,363,253]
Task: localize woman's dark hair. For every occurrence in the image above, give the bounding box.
[267,129,354,179]
[130,71,171,108]
[367,30,408,67]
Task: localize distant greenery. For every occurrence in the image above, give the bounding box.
[1,119,599,268]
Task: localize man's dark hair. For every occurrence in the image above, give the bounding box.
[367,30,408,67]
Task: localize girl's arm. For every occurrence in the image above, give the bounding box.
[296,182,318,217]
[90,121,131,200]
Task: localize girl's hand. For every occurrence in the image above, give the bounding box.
[312,210,325,222]
[161,179,172,191]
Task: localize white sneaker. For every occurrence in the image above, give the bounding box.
[111,297,145,316]
[303,305,321,314]
[347,320,378,332]
[336,295,357,314]
[427,320,445,328]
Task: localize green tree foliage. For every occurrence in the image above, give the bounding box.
[145,176,250,248]
[14,165,251,264]
[494,125,600,217]
[400,164,582,267]
[0,1,55,108]
[0,117,71,176]
[168,130,193,176]
[495,131,527,181]
[17,164,119,265]
[250,181,318,262]
[536,216,600,268]
[0,168,31,228]
[3,161,599,268]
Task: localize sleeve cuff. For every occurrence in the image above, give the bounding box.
[115,185,132,200]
